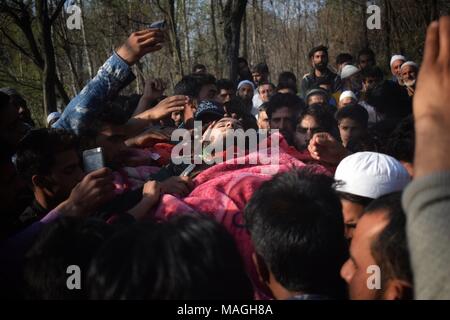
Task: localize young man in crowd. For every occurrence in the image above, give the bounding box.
[265,93,304,146]
[14,129,88,229]
[277,71,298,94]
[335,104,369,148]
[0,88,35,128]
[251,63,270,109]
[245,169,348,300]
[294,104,337,151]
[87,215,253,300]
[334,152,410,239]
[257,103,270,130]
[357,48,376,70]
[215,79,235,105]
[300,45,341,99]
[341,192,413,300]
[0,91,31,154]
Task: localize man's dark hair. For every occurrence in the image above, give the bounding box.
[265,93,304,120]
[335,104,369,128]
[361,66,384,81]
[299,104,337,134]
[24,217,113,299]
[277,71,298,93]
[252,62,269,75]
[14,128,79,184]
[315,77,333,86]
[337,191,374,206]
[238,57,249,66]
[384,116,415,163]
[309,45,328,58]
[257,82,275,91]
[364,192,413,290]
[244,169,348,298]
[174,73,217,98]
[87,214,253,300]
[216,79,235,92]
[358,48,376,63]
[192,63,206,73]
[336,53,353,66]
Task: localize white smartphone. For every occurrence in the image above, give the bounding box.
[83,147,105,173]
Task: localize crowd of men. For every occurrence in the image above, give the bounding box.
[0,16,449,300]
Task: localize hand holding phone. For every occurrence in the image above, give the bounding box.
[83,147,105,173]
[149,19,167,31]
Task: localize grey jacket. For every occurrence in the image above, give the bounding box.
[402,172,450,299]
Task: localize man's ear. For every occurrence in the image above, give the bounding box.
[252,252,270,285]
[383,279,413,300]
[31,174,45,188]
[31,174,52,192]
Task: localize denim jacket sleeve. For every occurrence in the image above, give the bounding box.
[52,52,136,134]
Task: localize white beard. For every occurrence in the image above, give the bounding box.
[404,79,416,87]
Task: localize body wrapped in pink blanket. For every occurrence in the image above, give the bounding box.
[154,133,331,299]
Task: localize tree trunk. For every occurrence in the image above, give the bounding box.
[182,0,191,71]
[222,0,248,83]
[210,0,221,77]
[242,8,248,59]
[80,0,94,79]
[37,0,58,114]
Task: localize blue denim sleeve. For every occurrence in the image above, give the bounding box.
[52,52,136,134]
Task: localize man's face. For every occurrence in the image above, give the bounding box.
[363,77,379,91]
[44,149,85,202]
[96,124,129,168]
[391,59,405,77]
[198,84,218,101]
[294,115,321,150]
[312,51,328,70]
[238,84,254,103]
[340,211,388,300]
[358,54,374,70]
[339,118,365,147]
[171,111,183,126]
[216,89,234,104]
[401,66,417,87]
[258,84,274,102]
[252,72,267,86]
[0,160,29,216]
[270,106,295,143]
[339,97,356,108]
[257,110,269,130]
[206,117,243,146]
[307,94,326,106]
[0,101,30,148]
[340,198,366,240]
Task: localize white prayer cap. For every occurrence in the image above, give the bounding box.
[334,152,410,199]
[400,61,418,70]
[339,91,357,102]
[390,55,406,67]
[340,65,360,80]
